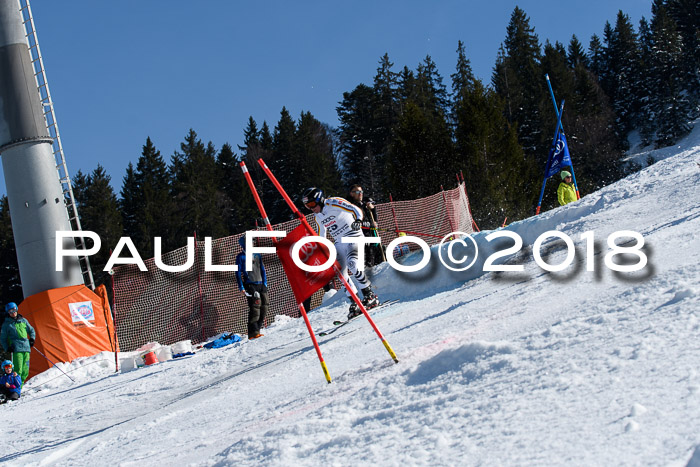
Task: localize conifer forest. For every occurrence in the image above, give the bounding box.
[0,2,697,301]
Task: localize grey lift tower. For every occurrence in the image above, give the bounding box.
[0,0,93,297]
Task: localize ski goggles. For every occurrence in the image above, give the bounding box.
[303,200,319,209]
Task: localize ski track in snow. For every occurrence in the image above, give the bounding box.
[1,121,699,466]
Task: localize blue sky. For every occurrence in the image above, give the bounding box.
[0,0,651,196]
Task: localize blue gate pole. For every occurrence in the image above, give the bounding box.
[536,99,566,214]
[545,74,580,199]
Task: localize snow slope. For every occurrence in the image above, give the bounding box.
[2,122,699,466]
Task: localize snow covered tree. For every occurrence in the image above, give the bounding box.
[637,17,657,146]
[608,11,642,139]
[666,0,700,104]
[493,7,547,164]
[648,1,692,146]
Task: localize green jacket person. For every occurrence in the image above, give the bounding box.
[557,171,577,206]
[1,302,36,382]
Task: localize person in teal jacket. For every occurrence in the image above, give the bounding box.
[1,302,36,382]
[0,360,22,402]
[557,170,577,206]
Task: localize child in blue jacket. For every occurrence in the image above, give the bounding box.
[0,360,22,403]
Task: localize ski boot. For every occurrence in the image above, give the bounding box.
[361,287,380,309]
[347,301,362,320]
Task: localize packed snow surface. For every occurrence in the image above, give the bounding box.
[2,122,699,465]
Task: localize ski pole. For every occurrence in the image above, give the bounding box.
[32,346,75,382]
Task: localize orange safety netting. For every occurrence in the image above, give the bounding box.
[112,184,473,351]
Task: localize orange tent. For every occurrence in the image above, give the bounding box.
[18,284,118,380]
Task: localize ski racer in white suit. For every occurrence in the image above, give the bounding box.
[301,187,380,319]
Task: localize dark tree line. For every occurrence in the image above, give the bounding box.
[0,0,696,299]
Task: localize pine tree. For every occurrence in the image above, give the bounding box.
[492,7,547,163]
[170,130,228,244]
[259,122,273,150]
[416,55,450,117]
[542,41,575,105]
[567,35,589,69]
[73,165,124,286]
[269,108,297,221]
[397,66,417,106]
[386,100,453,200]
[337,84,378,186]
[587,34,607,80]
[568,65,625,189]
[373,53,400,142]
[637,17,656,145]
[451,40,476,99]
[293,111,343,198]
[0,196,22,304]
[608,11,642,139]
[648,1,692,146]
[666,0,700,103]
[599,22,616,100]
[217,143,257,232]
[239,117,274,227]
[119,163,139,244]
[135,137,175,253]
[454,80,536,227]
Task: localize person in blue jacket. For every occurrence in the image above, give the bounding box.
[0,360,22,403]
[235,236,269,339]
[1,302,35,382]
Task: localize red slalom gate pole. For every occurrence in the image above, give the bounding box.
[257,159,399,364]
[111,253,119,373]
[240,162,332,383]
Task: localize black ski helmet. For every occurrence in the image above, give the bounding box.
[301,187,325,208]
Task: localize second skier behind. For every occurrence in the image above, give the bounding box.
[301,187,380,320]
